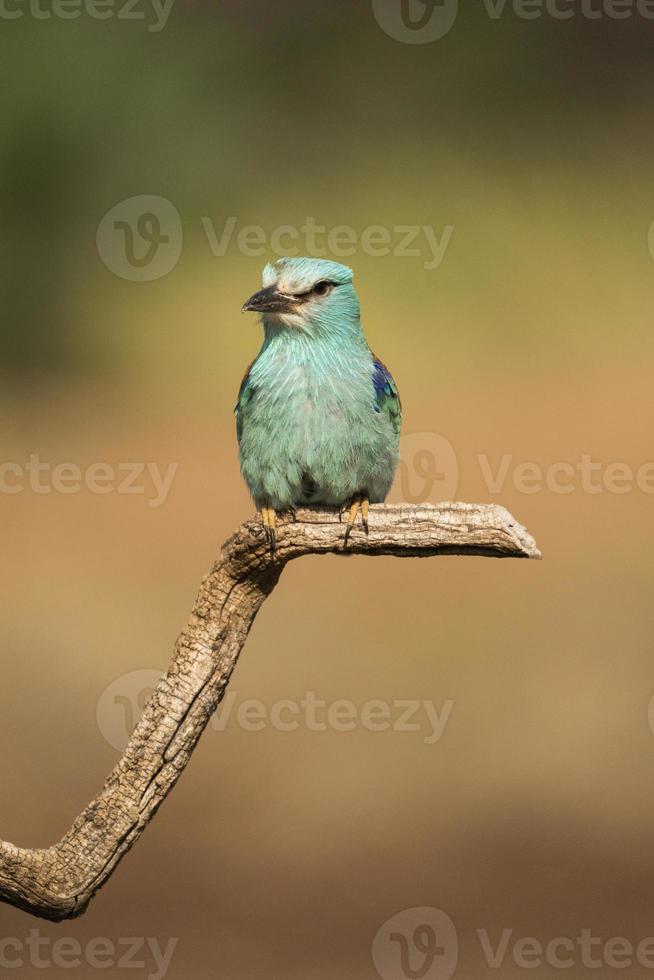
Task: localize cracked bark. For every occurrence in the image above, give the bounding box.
[0,502,540,922]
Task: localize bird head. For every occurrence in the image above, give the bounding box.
[242,257,360,336]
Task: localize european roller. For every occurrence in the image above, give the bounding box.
[237,257,401,549]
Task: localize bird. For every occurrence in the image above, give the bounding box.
[237,257,401,550]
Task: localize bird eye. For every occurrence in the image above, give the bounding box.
[313,280,332,297]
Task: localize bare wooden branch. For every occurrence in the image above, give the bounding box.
[0,503,540,921]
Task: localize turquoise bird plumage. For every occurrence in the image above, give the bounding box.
[237,257,401,548]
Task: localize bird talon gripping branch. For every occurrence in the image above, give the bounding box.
[238,258,401,539]
[260,507,277,552]
[361,498,369,534]
[343,496,368,547]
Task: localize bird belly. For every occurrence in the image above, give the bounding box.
[240,380,397,510]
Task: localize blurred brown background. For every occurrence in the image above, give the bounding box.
[2,2,654,977]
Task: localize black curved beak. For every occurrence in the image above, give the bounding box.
[241,286,297,315]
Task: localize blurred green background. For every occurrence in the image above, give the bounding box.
[2,3,654,978]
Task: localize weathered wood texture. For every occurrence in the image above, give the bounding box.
[0,503,540,921]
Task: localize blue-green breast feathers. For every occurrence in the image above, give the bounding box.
[237,353,401,432]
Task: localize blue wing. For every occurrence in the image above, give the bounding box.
[372,356,402,435]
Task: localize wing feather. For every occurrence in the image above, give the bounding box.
[372,355,402,435]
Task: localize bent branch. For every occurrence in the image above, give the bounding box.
[0,503,540,921]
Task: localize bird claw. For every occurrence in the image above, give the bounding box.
[260,507,277,553]
[343,496,369,548]
[261,500,369,551]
